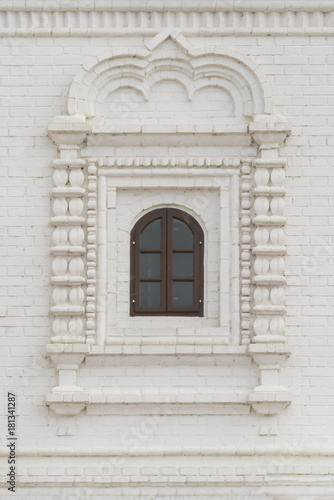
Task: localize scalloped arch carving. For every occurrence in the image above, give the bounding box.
[67,33,272,122]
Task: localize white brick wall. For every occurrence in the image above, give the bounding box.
[2,1,334,498]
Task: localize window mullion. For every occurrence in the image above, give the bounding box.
[166,211,173,312]
[161,211,167,312]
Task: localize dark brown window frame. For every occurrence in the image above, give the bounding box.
[130,208,204,316]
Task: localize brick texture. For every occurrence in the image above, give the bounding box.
[2,2,334,499]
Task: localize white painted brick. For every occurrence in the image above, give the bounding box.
[1,3,334,498]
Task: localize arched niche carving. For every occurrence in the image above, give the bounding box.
[67,31,272,129]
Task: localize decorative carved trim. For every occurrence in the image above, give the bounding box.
[251,159,288,342]
[101,167,238,347]
[47,119,91,406]
[50,151,87,345]
[46,40,292,416]
[99,167,240,178]
[248,116,292,415]
[47,352,86,415]
[68,38,272,118]
[86,161,98,345]
[1,2,334,36]
[241,160,251,346]
[3,1,334,12]
[99,157,241,168]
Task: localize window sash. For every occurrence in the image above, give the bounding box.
[130,208,203,316]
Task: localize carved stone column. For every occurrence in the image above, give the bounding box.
[248,115,292,415]
[46,115,91,414]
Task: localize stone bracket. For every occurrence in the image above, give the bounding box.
[46,345,89,415]
[248,343,292,415]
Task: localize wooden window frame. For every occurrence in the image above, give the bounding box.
[130,208,204,316]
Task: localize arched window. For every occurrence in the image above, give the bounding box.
[130,208,204,316]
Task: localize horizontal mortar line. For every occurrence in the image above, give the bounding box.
[2,445,334,457]
[105,337,234,345]
[46,389,250,406]
[0,28,334,36]
[3,481,334,492]
[4,480,334,491]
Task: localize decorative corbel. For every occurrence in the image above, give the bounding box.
[46,351,89,416]
[248,114,292,415]
[48,114,90,148]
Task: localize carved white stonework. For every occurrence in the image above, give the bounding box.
[248,116,292,415]
[46,35,291,417]
[47,352,88,416]
[86,161,98,345]
[48,117,89,341]
[46,117,90,399]
[250,117,290,345]
[248,344,292,416]
[241,160,252,346]
[50,154,87,341]
[67,30,272,123]
[3,2,334,37]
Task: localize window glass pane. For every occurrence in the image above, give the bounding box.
[172,282,193,307]
[140,282,161,307]
[141,219,161,249]
[173,253,193,278]
[140,253,161,278]
[173,218,193,249]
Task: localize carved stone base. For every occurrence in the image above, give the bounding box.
[248,343,292,366]
[47,403,87,416]
[248,343,292,415]
[46,391,89,416]
[46,348,87,414]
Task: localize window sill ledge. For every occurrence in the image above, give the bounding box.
[46,343,248,358]
[46,387,251,416]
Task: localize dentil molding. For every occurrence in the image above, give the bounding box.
[1,1,334,36]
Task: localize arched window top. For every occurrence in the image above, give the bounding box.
[130,208,204,316]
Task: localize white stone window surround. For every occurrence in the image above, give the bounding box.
[95,165,240,347]
[46,32,293,417]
